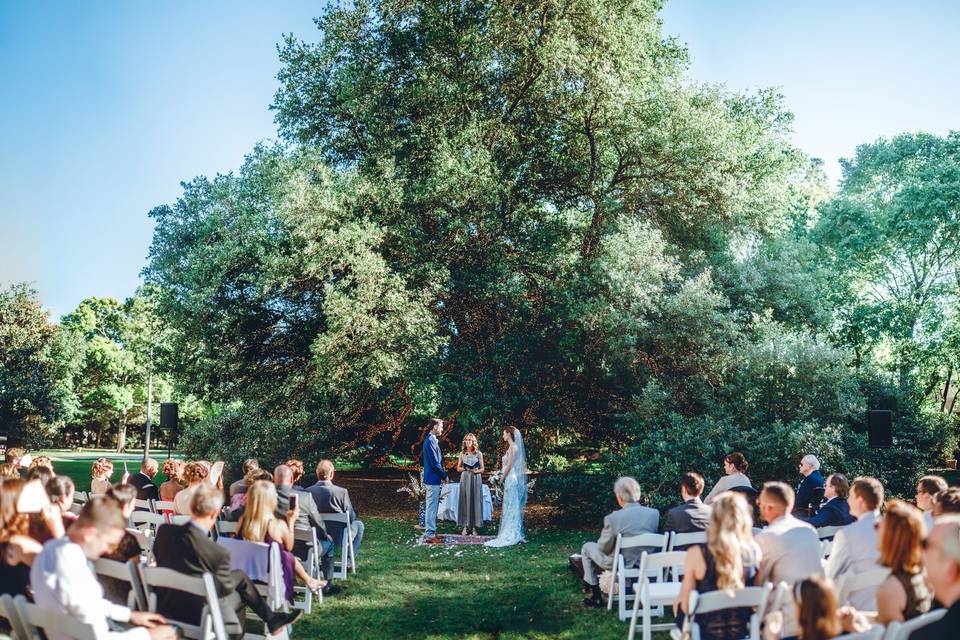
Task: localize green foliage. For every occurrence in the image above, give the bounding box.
[0,285,75,446]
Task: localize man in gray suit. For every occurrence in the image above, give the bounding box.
[306,459,365,561]
[580,476,660,608]
[826,476,884,611]
[756,481,823,639]
[664,472,712,538]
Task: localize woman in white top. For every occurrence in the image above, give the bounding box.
[703,452,752,505]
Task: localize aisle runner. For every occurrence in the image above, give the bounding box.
[417,534,495,546]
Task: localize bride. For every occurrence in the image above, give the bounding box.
[484,426,527,547]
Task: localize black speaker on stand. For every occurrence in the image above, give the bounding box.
[868,410,892,448]
[160,402,179,458]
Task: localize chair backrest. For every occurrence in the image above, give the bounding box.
[216,537,284,610]
[137,566,228,640]
[689,584,771,616]
[636,550,688,585]
[833,625,884,640]
[215,520,239,537]
[134,499,153,511]
[153,500,176,513]
[816,525,846,540]
[882,608,946,640]
[619,532,670,555]
[168,514,192,525]
[93,557,142,610]
[130,511,167,530]
[0,593,29,640]
[293,525,319,561]
[668,530,707,551]
[73,491,89,504]
[13,595,98,640]
[836,568,890,605]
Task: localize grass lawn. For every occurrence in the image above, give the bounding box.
[294,517,669,640]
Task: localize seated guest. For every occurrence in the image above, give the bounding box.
[238,480,326,598]
[307,459,365,560]
[31,497,177,640]
[45,475,78,527]
[802,473,856,528]
[153,483,302,637]
[129,457,160,502]
[1,478,43,597]
[29,455,54,473]
[285,459,307,489]
[934,487,960,516]
[90,457,114,494]
[665,472,711,536]
[795,575,871,640]
[228,468,272,518]
[273,464,339,595]
[756,481,823,639]
[174,461,209,515]
[875,500,932,624]
[673,492,760,639]
[826,476,883,610]
[703,452,752,505]
[911,515,960,639]
[27,464,54,485]
[580,476,659,608]
[101,485,144,604]
[5,447,26,469]
[158,459,184,502]
[229,458,260,498]
[794,454,825,517]
[0,462,19,480]
[915,474,948,529]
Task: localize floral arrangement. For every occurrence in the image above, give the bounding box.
[396,471,427,502]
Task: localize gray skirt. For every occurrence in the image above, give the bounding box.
[457,471,484,528]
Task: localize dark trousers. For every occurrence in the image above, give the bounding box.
[293,537,335,581]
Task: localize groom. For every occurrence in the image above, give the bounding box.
[422,418,448,544]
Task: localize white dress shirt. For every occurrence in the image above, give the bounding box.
[30,536,149,640]
[825,509,882,611]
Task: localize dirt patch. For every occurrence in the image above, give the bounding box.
[331,469,557,527]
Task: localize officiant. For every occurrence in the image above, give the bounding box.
[456,434,485,536]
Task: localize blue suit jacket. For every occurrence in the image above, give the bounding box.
[795,470,825,514]
[422,434,447,485]
[802,496,855,528]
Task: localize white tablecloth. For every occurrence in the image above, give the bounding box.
[437,482,493,522]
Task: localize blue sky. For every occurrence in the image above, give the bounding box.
[1,1,958,318]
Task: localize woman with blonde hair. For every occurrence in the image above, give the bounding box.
[875,499,933,623]
[238,480,325,600]
[674,492,761,640]
[456,433,485,536]
[90,457,114,494]
[159,459,184,501]
[173,461,210,514]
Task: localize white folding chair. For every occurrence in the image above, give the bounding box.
[0,593,29,640]
[667,531,707,551]
[153,499,176,513]
[134,498,153,511]
[216,537,289,639]
[14,594,98,640]
[882,607,946,640]
[834,625,885,639]
[321,512,356,579]
[93,557,141,609]
[627,550,687,640]
[682,584,772,640]
[292,526,322,612]
[73,490,89,504]
[130,511,167,535]
[136,566,229,640]
[816,525,846,540]
[168,514,192,525]
[68,502,83,515]
[607,532,670,619]
[215,520,239,537]
[836,568,890,606]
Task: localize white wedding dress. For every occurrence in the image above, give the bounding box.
[484,428,528,547]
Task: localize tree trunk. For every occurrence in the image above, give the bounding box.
[116,412,127,453]
[95,422,105,448]
[941,365,954,412]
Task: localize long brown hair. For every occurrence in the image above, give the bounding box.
[706,492,758,592]
[796,576,842,640]
[879,499,924,573]
[461,433,480,455]
[0,479,30,543]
